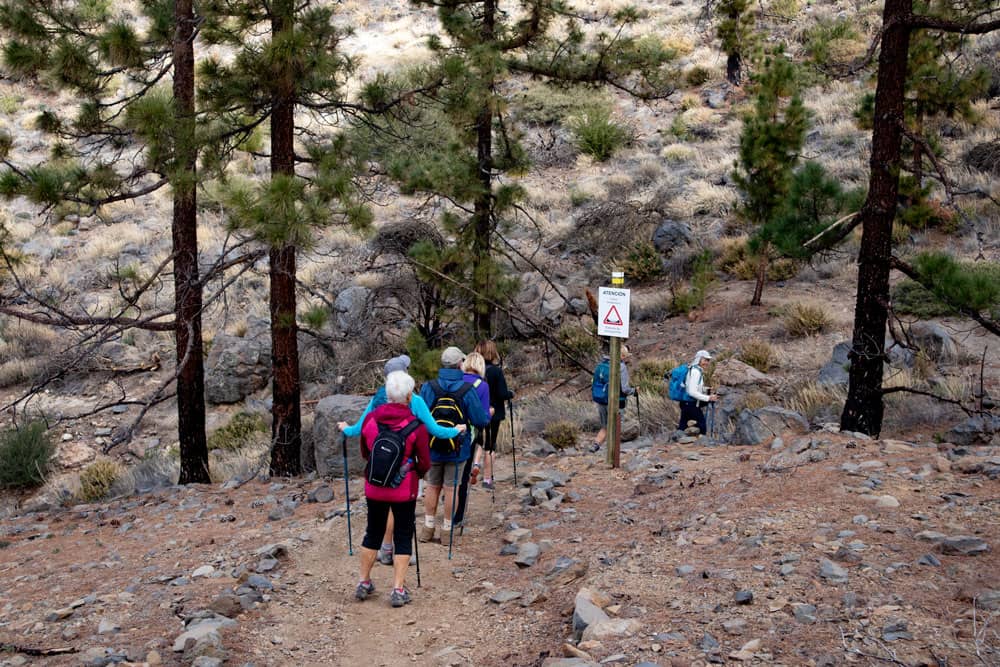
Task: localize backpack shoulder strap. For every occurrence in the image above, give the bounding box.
[428,379,444,398]
[399,419,421,439]
[453,382,474,401]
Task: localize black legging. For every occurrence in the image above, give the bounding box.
[678,400,706,434]
[362,498,416,556]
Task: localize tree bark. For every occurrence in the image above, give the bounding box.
[471,0,497,339]
[840,0,912,436]
[173,0,210,484]
[726,51,742,85]
[268,0,302,476]
[750,243,768,306]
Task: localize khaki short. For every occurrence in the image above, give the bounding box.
[425,461,462,487]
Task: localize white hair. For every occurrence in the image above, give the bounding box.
[385,371,415,404]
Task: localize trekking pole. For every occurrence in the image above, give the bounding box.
[508,399,518,487]
[341,434,353,556]
[490,450,496,504]
[707,402,716,441]
[448,462,459,560]
[635,390,641,436]
[412,516,421,588]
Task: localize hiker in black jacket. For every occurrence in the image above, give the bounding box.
[469,340,513,489]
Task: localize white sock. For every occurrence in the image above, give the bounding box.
[424,515,435,528]
[442,518,452,531]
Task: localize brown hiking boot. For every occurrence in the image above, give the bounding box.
[417,524,435,543]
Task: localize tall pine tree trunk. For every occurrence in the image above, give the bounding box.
[173,0,210,484]
[750,242,768,306]
[726,52,742,85]
[268,0,302,476]
[472,0,496,338]
[840,0,912,436]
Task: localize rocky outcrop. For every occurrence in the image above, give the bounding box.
[311,394,372,477]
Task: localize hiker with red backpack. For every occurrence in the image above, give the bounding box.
[590,345,635,452]
[417,346,491,548]
[355,371,431,607]
[338,355,464,566]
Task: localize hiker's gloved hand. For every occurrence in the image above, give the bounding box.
[709,394,719,402]
[455,424,467,433]
[337,421,348,431]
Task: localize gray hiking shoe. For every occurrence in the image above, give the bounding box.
[377,547,393,565]
[390,587,412,607]
[354,580,375,601]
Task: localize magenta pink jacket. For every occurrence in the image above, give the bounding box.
[360,403,431,503]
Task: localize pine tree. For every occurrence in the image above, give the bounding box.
[197,0,371,476]
[716,0,757,84]
[733,49,809,306]
[835,0,1000,436]
[0,0,211,483]
[364,0,677,339]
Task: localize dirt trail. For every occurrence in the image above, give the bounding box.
[229,469,515,666]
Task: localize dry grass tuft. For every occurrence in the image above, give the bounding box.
[739,339,778,373]
[784,302,833,337]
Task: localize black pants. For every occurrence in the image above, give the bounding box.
[482,419,502,452]
[453,456,474,525]
[362,498,416,556]
[678,401,706,434]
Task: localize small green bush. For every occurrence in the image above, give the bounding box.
[514,83,609,126]
[672,251,715,314]
[631,357,676,394]
[784,302,832,337]
[892,279,953,318]
[618,242,664,284]
[570,107,631,162]
[208,411,268,451]
[0,422,54,489]
[556,325,599,363]
[740,339,777,372]
[79,459,123,502]
[542,420,580,449]
[685,66,712,86]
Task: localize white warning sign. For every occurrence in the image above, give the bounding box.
[597,286,630,338]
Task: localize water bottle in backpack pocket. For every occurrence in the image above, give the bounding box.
[367,419,420,487]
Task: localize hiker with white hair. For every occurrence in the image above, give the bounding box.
[339,354,464,565]
[674,349,718,434]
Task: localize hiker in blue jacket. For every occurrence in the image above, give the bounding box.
[338,354,464,564]
[417,346,491,546]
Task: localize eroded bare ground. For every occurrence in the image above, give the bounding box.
[3,430,996,667]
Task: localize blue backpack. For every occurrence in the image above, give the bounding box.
[592,361,610,405]
[667,364,692,402]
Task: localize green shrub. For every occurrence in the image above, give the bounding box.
[784,302,832,337]
[570,107,631,161]
[79,459,123,502]
[556,324,599,363]
[0,422,54,489]
[739,339,777,372]
[208,411,268,451]
[631,357,676,394]
[685,66,712,86]
[672,251,715,314]
[514,83,609,125]
[892,279,953,318]
[542,420,579,449]
[618,242,664,284]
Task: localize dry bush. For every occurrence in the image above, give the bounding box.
[739,339,777,372]
[556,324,600,366]
[0,422,53,489]
[522,394,595,437]
[0,319,57,388]
[742,390,771,410]
[632,356,676,394]
[785,382,845,422]
[964,140,1000,176]
[78,459,124,502]
[670,181,739,217]
[632,390,678,436]
[784,302,833,337]
[542,420,580,449]
[565,201,649,257]
[660,143,697,163]
[210,443,269,484]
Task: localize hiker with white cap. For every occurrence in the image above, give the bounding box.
[338,354,465,564]
[677,349,718,434]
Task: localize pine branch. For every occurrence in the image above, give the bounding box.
[907,13,1000,34]
[890,255,1000,337]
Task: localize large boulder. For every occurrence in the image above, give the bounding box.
[909,322,963,365]
[511,274,572,334]
[205,330,270,405]
[333,285,372,334]
[713,357,777,388]
[311,394,372,477]
[818,342,851,386]
[946,414,1000,446]
[733,406,809,445]
[651,219,692,254]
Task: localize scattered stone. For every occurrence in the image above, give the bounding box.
[852,515,868,525]
[779,563,795,577]
[192,658,224,667]
[722,618,746,635]
[192,565,215,578]
[45,607,74,622]
[917,554,941,567]
[573,588,611,639]
[875,495,900,509]
[675,565,695,576]
[97,618,120,634]
[819,559,849,584]
[208,593,243,618]
[146,650,162,665]
[734,590,753,605]
[939,535,989,556]
[489,590,523,604]
[581,618,642,641]
[515,542,541,568]
[792,603,817,624]
[256,557,279,573]
[172,616,237,652]
[244,574,273,591]
[729,638,761,662]
[698,632,720,651]
[915,530,945,542]
[504,528,533,544]
[882,618,913,642]
[308,485,334,503]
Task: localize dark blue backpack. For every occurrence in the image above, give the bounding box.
[667,364,692,402]
[592,361,610,405]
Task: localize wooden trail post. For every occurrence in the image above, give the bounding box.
[597,271,629,468]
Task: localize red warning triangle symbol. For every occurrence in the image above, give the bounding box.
[603,305,623,326]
